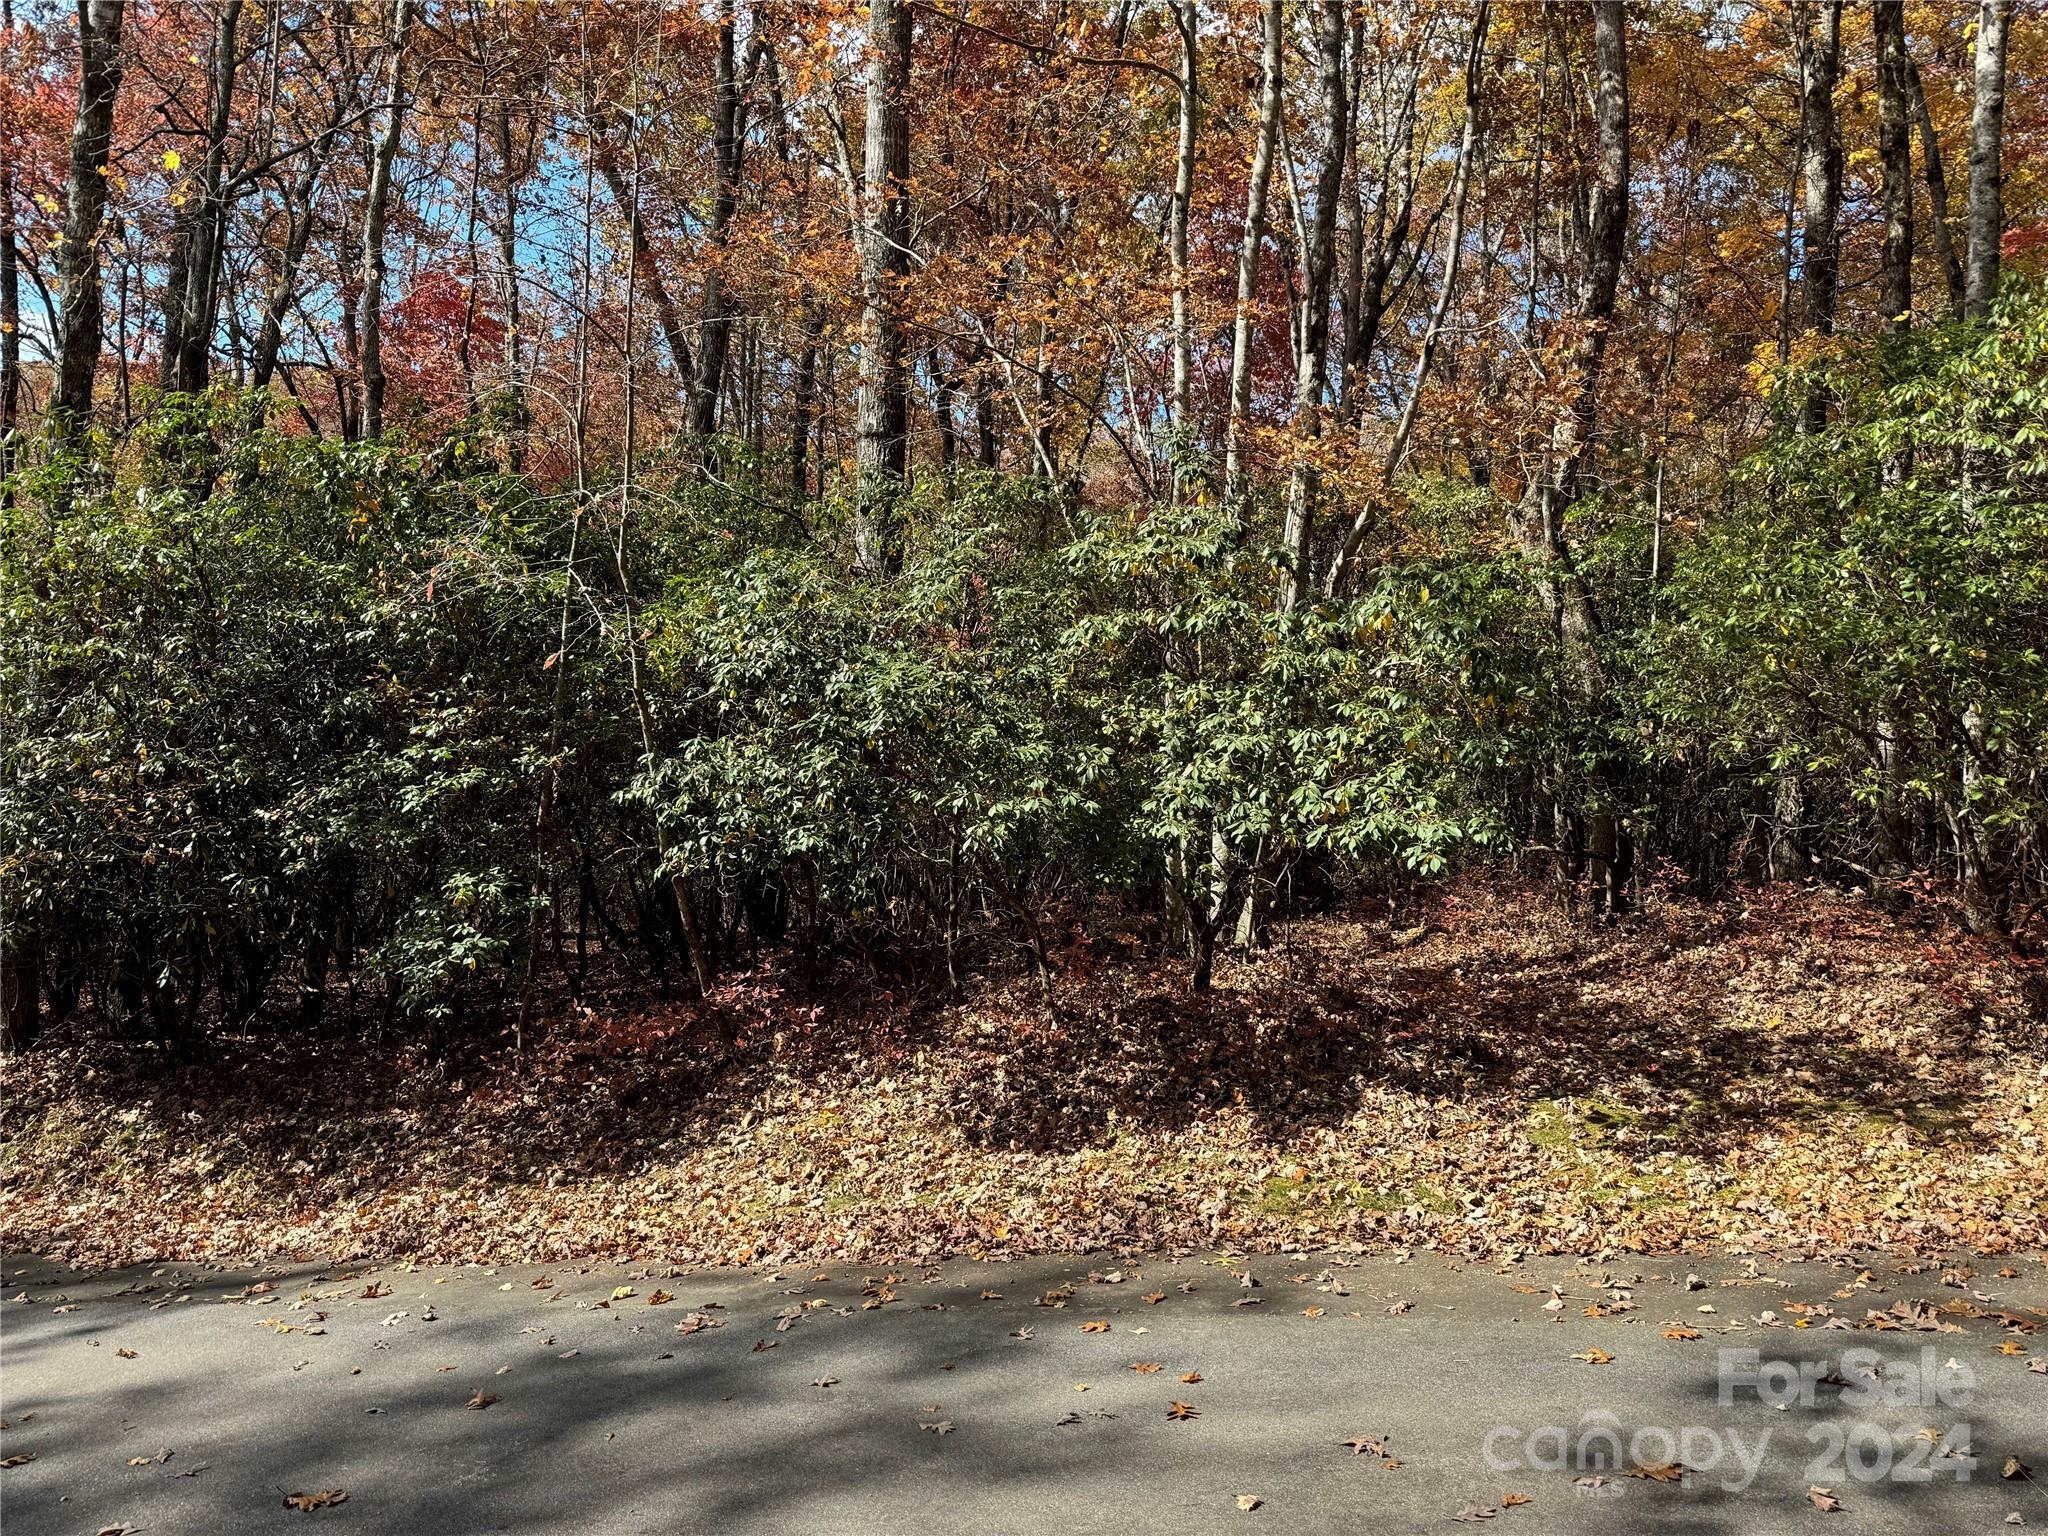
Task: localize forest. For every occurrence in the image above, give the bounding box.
[1,0,2044,1058]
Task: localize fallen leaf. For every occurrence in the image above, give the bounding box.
[1453,1505,1498,1523]
[1179,1371,1203,1384]
[282,1489,348,1512]
[1143,1292,1167,1305]
[1340,1435,1388,1456]
[921,1420,954,1435]
[1501,1492,1530,1508]
[1235,1494,1262,1511]
[1302,1306,1325,1319]
[115,1347,138,1359]
[1808,1484,1843,1512]
[1627,1462,1686,1483]
[610,1287,637,1301]
[1570,1348,1614,1365]
[1130,1361,1161,1374]
[1167,1400,1199,1420]
[646,1290,674,1306]
[2005,1457,2033,1481]
[1,1454,35,1469]
[1080,1320,1110,1334]
[465,1391,499,1410]
[1998,1340,2028,1356]
[1662,1326,1702,1340]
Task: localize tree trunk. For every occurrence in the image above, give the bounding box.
[1,0,20,483]
[1513,0,1629,915]
[358,0,413,439]
[1221,0,1283,501]
[1872,1,1912,332]
[1906,50,1965,316]
[163,0,241,394]
[1336,47,1418,433]
[1326,2,1488,597]
[252,105,347,391]
[492,96,529,457]
[1963,0,2013,319]
[1796,0,1841,350]
[689,0,742,452]
[0,947,38,1054]
[853,0,912,575]
[593,139,699,391]
[51,0,126,431]
[1167,0,1196,446]
[1279,0,1347,610]
[790,307,820,498]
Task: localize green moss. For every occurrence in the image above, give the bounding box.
[1525,1097,1643,1149]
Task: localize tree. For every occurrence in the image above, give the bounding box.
[1513,0,1630,914]
[158,0,240,395]
[1797,1,1841,348]
[50,0,124,430]
[1279,0,1347,610]
[1872,1,1912,331]
[1965,0,2015,319]
[1221,0,1283,501]
[359,0,414,439]
[853,0,912,575]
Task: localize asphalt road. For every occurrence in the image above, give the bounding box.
[4,1248,2046,1535]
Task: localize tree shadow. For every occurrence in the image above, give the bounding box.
[2,886,2018,1251]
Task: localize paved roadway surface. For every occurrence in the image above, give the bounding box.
[4,1248,2046,1534]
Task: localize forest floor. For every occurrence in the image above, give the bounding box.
[2,880,2044,1270]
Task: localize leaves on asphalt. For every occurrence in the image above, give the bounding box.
[283,1489,348,1512]
[1808,1484,1843,1512]
[1166,1400,1199,1420]
[1570,1347,1613,1365]
[1627,1462,1686,1483]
